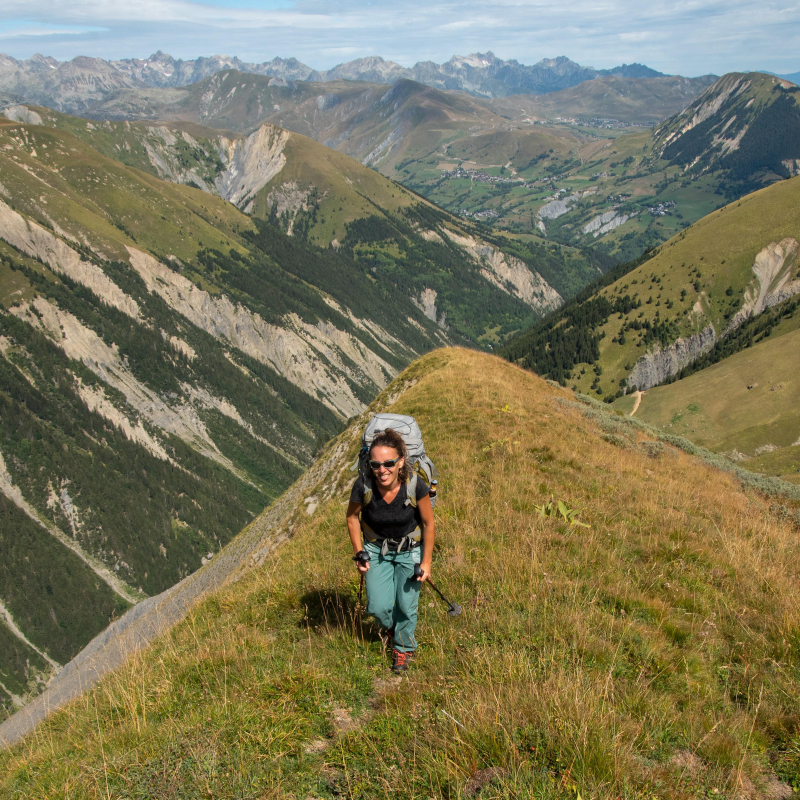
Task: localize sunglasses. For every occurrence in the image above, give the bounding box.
[369,458,400,470]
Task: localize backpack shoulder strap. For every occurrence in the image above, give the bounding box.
[362,474,374,507]
[404,473,418,508]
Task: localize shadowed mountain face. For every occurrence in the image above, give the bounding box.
[651,72,800,195]
[0,50,674,114]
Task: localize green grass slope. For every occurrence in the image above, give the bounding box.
[1,349,799,797]
[0,108,590,717]
[627,315,800,482]
[500,175,800,399]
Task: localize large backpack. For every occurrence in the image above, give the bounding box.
[357,413,438,510]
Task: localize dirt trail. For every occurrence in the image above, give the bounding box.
[630,390,643,416]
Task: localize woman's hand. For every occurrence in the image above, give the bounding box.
[416,561,431,582]
[356,559,370,574]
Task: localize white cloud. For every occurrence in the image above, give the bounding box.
[0,20,106,37]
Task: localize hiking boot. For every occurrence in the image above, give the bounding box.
[391,648,414,673]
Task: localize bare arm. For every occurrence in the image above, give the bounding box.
[416,493,435,582]
[346,500,369,573]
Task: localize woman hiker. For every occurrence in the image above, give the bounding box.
[346,428,435,673]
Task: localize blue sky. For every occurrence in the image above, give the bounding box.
[0,0,797,77]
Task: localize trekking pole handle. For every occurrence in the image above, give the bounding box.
[353,550,371,564]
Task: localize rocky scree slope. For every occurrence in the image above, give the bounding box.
[0,348,798,797]
[11,104,567,327]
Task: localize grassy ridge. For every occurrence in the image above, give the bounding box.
[2,348,798,797]
[0,108,583,713]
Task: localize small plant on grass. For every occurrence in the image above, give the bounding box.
[534,499,590,527]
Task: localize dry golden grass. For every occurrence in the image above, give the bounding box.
[1,348,799,799]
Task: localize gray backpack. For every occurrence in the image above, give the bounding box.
[357,413,438,509]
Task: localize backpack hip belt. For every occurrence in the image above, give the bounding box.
[362,522,421,556]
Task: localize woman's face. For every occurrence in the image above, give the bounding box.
[369,444,404,489]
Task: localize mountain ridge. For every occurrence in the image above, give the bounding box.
[0,49,685,114]
[0,104,588,717]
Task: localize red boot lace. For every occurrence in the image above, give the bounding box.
[392,649,410,670]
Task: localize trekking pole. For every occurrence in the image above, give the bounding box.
[353,550,371,611]
[414,564,462,617]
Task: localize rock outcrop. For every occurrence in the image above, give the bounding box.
[627,325,716,391]
[0,199,140,320]
[627,238,800,391]
[537,194,580,221]
[215,124,289,209]
[726,238,800,332]
[2,105,43,125]
[412,288,447,329]
[441,228,561,314]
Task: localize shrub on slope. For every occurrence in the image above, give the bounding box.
[1,349,799,798]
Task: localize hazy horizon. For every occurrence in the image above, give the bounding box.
[0,0,797,78]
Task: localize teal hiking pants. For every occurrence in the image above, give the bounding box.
[363,541,421,653]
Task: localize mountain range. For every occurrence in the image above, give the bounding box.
[0,49,678,115]
[2,53,800,725]
[99,70,794,261]
[14,65,717,263]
